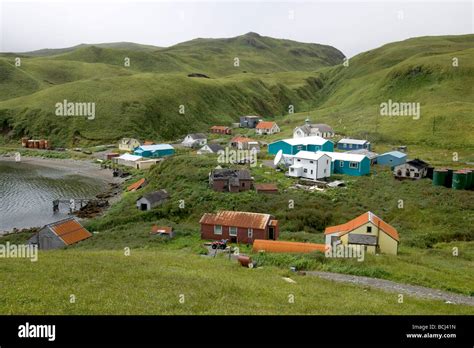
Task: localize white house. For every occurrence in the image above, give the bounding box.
[119,138,141,152]
[181,133,207,148]
[114,153,143,167]
[288,151,332,180]
[255,121,280,135]
[393,159,430,180]
[293,119,334,139]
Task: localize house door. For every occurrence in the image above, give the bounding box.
[268,227,275,240]
[141,203,148,211]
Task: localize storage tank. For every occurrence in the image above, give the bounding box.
[452,171,467,190]
[445,169,454,188]
[432,169,447,187]
[463,169,473,189]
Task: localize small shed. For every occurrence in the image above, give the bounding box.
[337,138,371,151]
[377,151,407,167]
[28,217,92,250]
[136,190,169,211]
[150,225,174,238]
[255,183,279,194]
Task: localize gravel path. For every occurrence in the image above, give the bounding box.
[306,271,474,306]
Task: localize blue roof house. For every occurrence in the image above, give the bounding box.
[134,144,175,158]
[318,151,371,176]
[376,151,407,167]
[268,136,334,155]
[337,138,371,151]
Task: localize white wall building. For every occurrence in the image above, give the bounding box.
[288,151,332,180]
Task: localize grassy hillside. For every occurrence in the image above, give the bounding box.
[304,35,474,148]
[0,34,472,148]
[0,249,471,315]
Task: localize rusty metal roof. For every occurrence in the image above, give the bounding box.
[150,225,173,234]
[48,218,92,246]
[255,183,278,192]
[324,211,399,242]
[199,211,272,229]
[253,240,326,253]
[127,178,147,192]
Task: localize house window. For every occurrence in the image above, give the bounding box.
[241,182,245,187]
[349,162,359,169]
[348,144,352,149]
[310,170,313,174]
[248,228,253,238]
[310,160,314,164]
[339,161,344,167]
[214,225,222,235]
[297,159,301,162]
[229,227,237,236]
[367,226,372,233]
[290,168,294,172]
[414,173,419,177]
[304,168,307,173]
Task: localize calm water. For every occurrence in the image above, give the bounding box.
[0,160,106,232]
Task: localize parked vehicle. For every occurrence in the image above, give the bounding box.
[211,239,228,250]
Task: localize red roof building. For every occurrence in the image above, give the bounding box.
[200,210,278,244]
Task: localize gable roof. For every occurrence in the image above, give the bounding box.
[199,211,272,229]
[141,189,169,203]
[211,168,252,180]
[186,133,206,140]
[137,144,174,151]
[318,151,367,162]
[118,153,143,161]
[296,123,334,135]
[406,158,429,169]
[275,135,330,146]
[205,144,224,152]
[231,136,255,143]
[121,138,140,145]
[380,151,407,159]
[150,225,173,235]
[291,150,331,161]
[127,178,147,192]
[45,218,92,245]
[338,138,370,145]
[256,121,277,129]
[324,211,399,242]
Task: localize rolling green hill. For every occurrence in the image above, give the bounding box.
[0,33,472,148]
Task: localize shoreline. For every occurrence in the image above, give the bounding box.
[0,156,126,235]
[0,155,121,185]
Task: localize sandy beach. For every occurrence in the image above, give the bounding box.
[0,155,121,185]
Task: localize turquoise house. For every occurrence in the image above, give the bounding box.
[319,151,371,176]
[268,136,334,155]
[134,144,175,158]
[376,151,407,167]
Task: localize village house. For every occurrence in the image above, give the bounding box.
[197,143,224,155]
[209,168,254,192]
[200,210,279,244]
[376,151,407,167]
[150,225,174,238]
[255,121,280,135]
[181,133,207,148]
[337,138,371,151]
[136,190,169,211]
[133,144,175,158]
[393,159,430,180]
[324,211,400,255]
[210,126,232,135]
[268,136,334,155]
[288,151,332,180]
[293,120,334,138]
[318,151,371,176]
[136,159,161,169]
[28,217,92,250]
[119,138,141,152]
[345,149,379,165]
[230,136,260,152]
[239,115,261,128]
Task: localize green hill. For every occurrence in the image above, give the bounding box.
[0,33,472,147]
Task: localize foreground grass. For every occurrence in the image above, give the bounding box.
[0,249,472,315]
